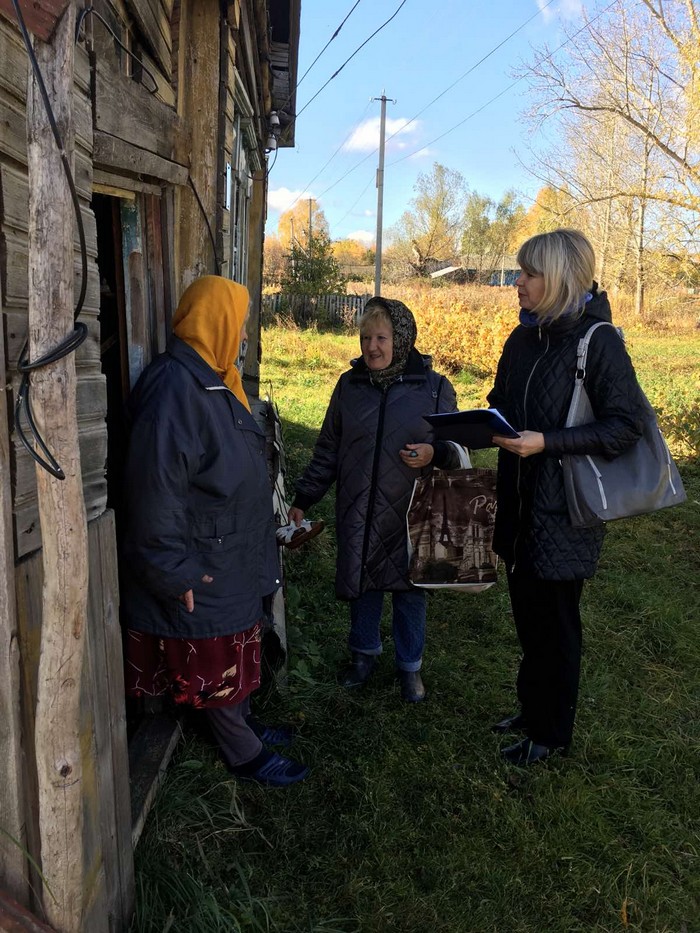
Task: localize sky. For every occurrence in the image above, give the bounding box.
[265,0,588,245]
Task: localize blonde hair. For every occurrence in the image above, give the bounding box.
[517,228,596,321]
[359,300,392,334]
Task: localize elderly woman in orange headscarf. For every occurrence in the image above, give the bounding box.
[121,275,308,787]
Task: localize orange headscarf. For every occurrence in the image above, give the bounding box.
[172,275,251,412]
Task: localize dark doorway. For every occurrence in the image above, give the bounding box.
[93,194,130,528]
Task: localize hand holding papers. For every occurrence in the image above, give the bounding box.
[424,408,520,449]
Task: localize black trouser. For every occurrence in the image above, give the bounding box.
[506,567,585,747]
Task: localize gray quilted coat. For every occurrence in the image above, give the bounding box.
[487,288,645,580]
[293,349,457,599]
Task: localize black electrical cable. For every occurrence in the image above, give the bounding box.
[294,0,409,123]
[187,174,222,275]
[11,0,89,480]
[75,4,159,95]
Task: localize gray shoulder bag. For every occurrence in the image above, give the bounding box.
[562,321,686,528]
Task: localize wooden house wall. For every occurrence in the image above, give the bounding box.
[0,17,106,559]
[0,0,295,924]
[15,510,133,930]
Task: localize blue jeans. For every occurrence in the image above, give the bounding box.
[348,589,426,672]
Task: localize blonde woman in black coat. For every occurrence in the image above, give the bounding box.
[488,229,645,765]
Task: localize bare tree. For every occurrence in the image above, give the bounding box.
[519,0,700,308]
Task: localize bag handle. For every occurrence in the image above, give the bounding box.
[575,321,624,379]
[445,440,472,469]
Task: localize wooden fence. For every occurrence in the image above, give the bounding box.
[262,293,371,326]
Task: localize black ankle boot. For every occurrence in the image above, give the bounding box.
[491,711,527,734]
[338,652,376,687]
[397,669,426,703]
[500,737,568,766]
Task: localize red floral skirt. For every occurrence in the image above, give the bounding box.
[124,621,262,709]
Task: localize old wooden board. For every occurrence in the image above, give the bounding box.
[15,512,131,929]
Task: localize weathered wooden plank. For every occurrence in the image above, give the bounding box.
[0,90,91,167]
[93,168,162,197]
[128,714,181,849]
[96,512,135,924]
[0,262,28,908]
[85,510,134,928]
[94,58,178,162]
[15,512,131,927]
[144,194,167,353]
[14,478,106,559]
[4,305,102,372]
[0,18,27,104]
[0,17,88,95]
[27,21,88,914]
[124,0,172,77]
[93,131,188,185]
[13,418,107,505]
[0,166,97,253]
[0,95,28,164]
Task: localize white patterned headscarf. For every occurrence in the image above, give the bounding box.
[362,297,418,390]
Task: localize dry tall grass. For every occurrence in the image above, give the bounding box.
[341,282,700,377]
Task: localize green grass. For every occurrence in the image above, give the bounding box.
[132,325,700,933]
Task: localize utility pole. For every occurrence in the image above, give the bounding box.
[373,92,394,297]
[308,197,313,253]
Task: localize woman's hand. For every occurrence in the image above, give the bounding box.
[399,443,434,469]
[288,506,305,527]
[178,574,214,613]
[493,431,545,458]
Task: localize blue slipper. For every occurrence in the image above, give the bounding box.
[230,749,309,787]
[245,714,295,747]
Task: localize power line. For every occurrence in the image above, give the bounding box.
[285,0,561,217]
[296,1,363,91]
[335,175,376,228]
[294,0,409,122]
[382,0,556,145]
[388,0,620,166]
[277,101,374,215]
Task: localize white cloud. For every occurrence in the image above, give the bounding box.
[537,0,583,22]
[267,186,315,213]
[344,117,420,153]
[407,147,435,161]
[346,229,375,246]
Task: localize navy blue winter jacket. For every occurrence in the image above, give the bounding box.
[121,337,280,638]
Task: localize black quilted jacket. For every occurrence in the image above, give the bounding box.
[293,349,458,599]
[487,288,645,580]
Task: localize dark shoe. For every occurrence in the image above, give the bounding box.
[501,737,568,766]
[491,711,528,734]
[229,749,309,787]
[397,669,426,703]
[245,714,294,748]
[338,652,377,687]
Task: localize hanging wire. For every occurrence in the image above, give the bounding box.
[75,3,159,94]
[11,0,88,480]
[293,0,409,123]
[187,174,222,275]
[388,0,621,166]
[300,0,620,207]
[294,0,363,93]
[276,100,373,215]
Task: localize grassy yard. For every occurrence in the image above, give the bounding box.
[131,323,699,933]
